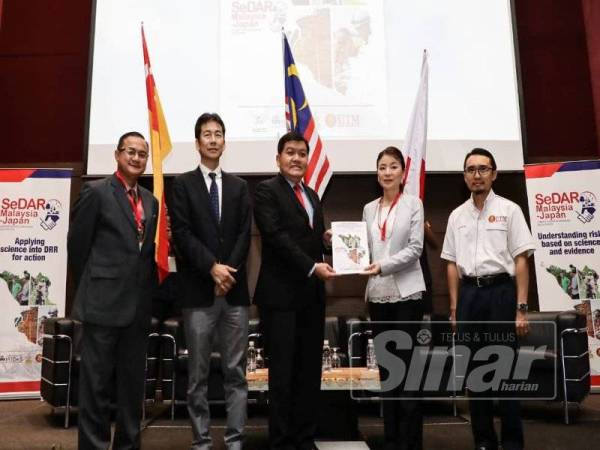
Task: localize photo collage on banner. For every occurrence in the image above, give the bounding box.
[525,160,600,388]
[0,169,71,398]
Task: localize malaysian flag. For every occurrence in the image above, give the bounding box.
[283,32,332,199]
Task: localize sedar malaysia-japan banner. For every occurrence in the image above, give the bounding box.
[0,169,71,398]
[524,160,600,388]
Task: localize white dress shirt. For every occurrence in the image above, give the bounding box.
[283,177,314,227]
[441,190,536,277]
[199,163,222,218]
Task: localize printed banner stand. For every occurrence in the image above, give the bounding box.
[0,169,71,398]
[525,160,600,390]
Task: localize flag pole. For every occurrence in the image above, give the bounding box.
[281,27,286,63]
[282,28,287,132]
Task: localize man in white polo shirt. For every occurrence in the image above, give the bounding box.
[442,148,536,450]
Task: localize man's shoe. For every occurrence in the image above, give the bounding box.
[475,444,498,450]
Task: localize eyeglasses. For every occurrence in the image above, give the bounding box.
[119,147,149,160]
[464,165,493,176]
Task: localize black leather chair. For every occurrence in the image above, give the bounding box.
[520,310,590,423]
[41,318,81,427]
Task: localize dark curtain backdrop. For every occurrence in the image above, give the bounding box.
[0,0,92,165]
[515,0,599,159]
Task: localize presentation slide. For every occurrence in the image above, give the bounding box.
[87,0,523,175]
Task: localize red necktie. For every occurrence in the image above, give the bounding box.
[294,184,306,210]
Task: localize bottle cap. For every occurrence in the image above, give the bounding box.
[249,341,255,347]
[324,339,329,345]
[368,338,374,343]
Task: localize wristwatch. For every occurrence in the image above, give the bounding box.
[517,303,528,313]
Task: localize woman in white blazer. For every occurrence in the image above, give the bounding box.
[362,146,425,450]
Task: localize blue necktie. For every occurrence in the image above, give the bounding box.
[208,172,220,222]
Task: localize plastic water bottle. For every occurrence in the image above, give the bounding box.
[247,341,257,373]
[256,348,264,369]
[322,339,332,372]
[366,338,377,370]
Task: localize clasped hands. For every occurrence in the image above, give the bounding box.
[211,262,237,296]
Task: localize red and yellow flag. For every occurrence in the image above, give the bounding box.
[142,25,172,283]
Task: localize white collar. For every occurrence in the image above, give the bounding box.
[199,163,221,178]
[283,176,305,192]
[469,189,496,212]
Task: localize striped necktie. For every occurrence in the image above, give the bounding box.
[208,172,220,222]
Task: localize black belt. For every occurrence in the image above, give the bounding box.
[461,273,511,288]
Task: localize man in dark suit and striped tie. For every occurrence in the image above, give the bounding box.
[170,113,252,450]
[254,131,336,450]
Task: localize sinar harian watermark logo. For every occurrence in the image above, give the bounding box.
[576,191,596,223]
[349,321,557,401]
[40,199,62,230]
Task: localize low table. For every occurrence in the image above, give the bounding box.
[246,367,381,391]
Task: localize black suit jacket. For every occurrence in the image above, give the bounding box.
[254,174,326,310]
[67,175,159,328]
[170,168,251,308]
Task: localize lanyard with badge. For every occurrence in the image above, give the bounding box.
[377,191,401,241]
[115,171,145,244]
[369,191,403,300]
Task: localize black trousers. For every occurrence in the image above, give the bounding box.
[369,300,423,450]
[260,301,325,450]
[457,279,524,450]
[78,322,148,450]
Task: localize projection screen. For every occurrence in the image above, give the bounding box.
[86,0,524,175]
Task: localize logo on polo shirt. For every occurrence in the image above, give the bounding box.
[488,215,507,223]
